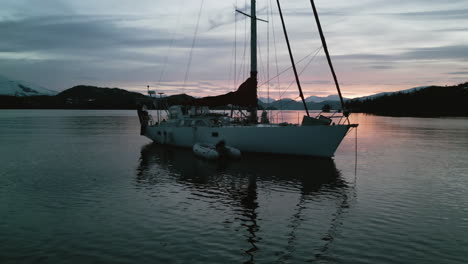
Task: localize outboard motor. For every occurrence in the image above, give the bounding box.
[260,110,270,124]
[215,140,228,157]
[137,104,150,135]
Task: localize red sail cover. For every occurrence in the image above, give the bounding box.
[189,77,257,107]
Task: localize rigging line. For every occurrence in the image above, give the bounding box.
[242,0,248,81]
[277,95,300,113]
[228,6,237,91]
[257,36,267,89]
[269,0,281,121]
[227,28,235,91]
[183,0,205,89]
[354,126,358,184]
[252,6,264,90]
[227,30,234,90]
[157,0,186,88]
[258,46,322,88]
[274,49,321,115]
[278,46,322,99]
[234,1,237,89]
[268,0,280,100]
[267,0,270,105]
[276,0,310,117]
[245,3,250,81]
[237,1,248,84]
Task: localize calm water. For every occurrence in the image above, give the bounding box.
[1,110,467,263]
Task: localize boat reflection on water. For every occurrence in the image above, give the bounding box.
[137,143,353,263]
[137,143,347,189]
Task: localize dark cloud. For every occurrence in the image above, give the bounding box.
[387,9,468,20]
[334,54,392,61]
[403,45,468,61]
[434,28,468,32]
[370,65,394,70]
[302,80,332,85]
[447,71,468,75]
[0,15,232,54]
[333,45,468,63]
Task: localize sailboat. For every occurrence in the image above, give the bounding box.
[137,0,358,158]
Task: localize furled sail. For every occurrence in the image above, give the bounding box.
[188,77,257,107]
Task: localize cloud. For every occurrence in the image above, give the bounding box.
[0,13,238,90]
[0,0,466,96]
[447,71,468,75]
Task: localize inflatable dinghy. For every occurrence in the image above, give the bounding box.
[193,141,241,160]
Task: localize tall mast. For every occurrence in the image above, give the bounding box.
[236,0,260,122]
[309,0,346,113]
[250,0,258,122]
[276,0,310,117]
[250,0,257,79]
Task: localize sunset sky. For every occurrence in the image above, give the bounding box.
[0,0,466,99]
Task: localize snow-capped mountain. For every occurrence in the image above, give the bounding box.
[0,75,57,96]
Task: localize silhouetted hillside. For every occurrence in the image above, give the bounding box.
[161,94,196,107]
[3,83,467,116]
[56,85,148,109]
[259,98,342,111]
[0,85,150,109]
[346,83,468,117]
[0,85,199,109]
[0,95,60,109]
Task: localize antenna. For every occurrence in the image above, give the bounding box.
[147,85,156,97]
[157,92,165,123]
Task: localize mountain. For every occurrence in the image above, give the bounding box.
[0,85,149,109]
[353,86,430,101]
[3,81,466,116]
[304,94,348,103]
[0,75,57,96]
[260,98,342,111]
[55,85,149,109]
[258,97,275,103]
[260,95,347,105]
[345,82,468,117]
[0,84,199,109]
[57,86,196,108]
[269,98,302,110]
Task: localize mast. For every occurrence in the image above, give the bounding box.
[309,0,346,113]
[235,0,265,123]
[250,0,257,79]
[250,0,258,122]
[275,0,310,117]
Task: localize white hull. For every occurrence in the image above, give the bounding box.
[143,124,350,158]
